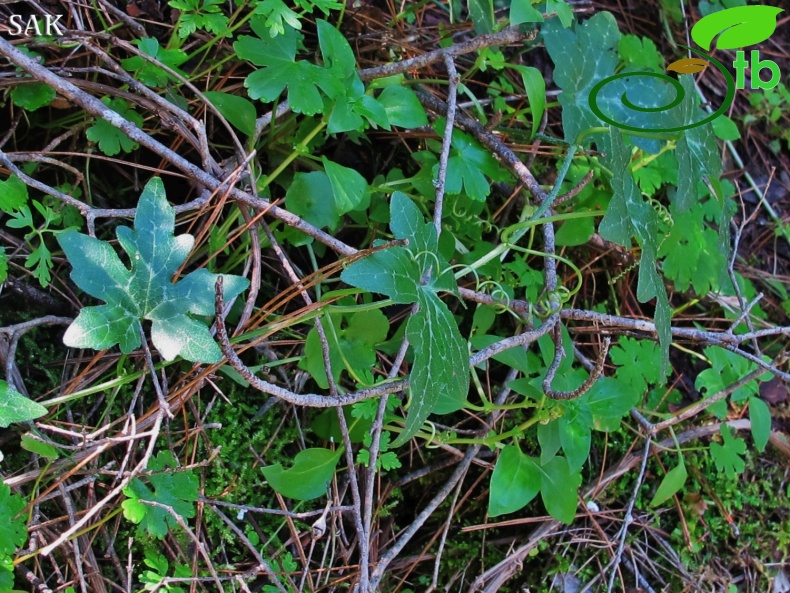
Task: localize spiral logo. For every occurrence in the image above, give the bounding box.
[588,46,736,134]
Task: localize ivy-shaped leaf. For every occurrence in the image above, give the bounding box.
[262,447,343,500]
[691,5,783,51]
[121,451,199,539]
[341,192,469,447]
[542,12,621,144]
[0,380,47,428]
[58,177,249,363]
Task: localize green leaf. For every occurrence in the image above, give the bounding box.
[121,451,199,539]
[695,346,762,418]
[441,126,508,201]
[85,97,144,156]
[598,129,671,372]
[393,289,468,446]
[58,177,249,363]
[749,397,770,453]
[285,171,340,232]
[311,406,371,444]
[543,12,620,143]
[510,0,543,24]
[540,456,582,524]
[691,5,783,51]
[10,83,55,111]
[488,445,541,516]
[0,483,27,555]
[710,424,746,477]
[674,76,725,211]
[558,408,592,472]
[546,0,573,27]
[659,204,726,295]
[235,20,334,115]
[582,377,639,431]
[301,310,389,388]
[471,334,531,374]
[468,0,494,34]
[0,247,7,283]
[618,35,663,73]
[650,458,687,507]
[20,434,59,459]
[0,175,29,214]
[170,0,229,37]
[261,447,342,500]
[342,193,466,447]
[253,0,302,36]
[0,380,47,428]
[609,337,666,395]
[510,65,546,138]
[203,91,257,137]
[25,240,52,287]
[120,38,188,87]
[317,18,356,79]
[377,86,428,129]
[322,157,368,213]
[340,246,421,304]
[711,115,741,141]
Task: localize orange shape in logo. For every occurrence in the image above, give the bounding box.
[666,58,709,74]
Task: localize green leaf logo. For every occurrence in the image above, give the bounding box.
[691,5,783,51]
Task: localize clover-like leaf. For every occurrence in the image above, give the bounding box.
[121,451,199,539]
[234,18,337,115]
[58,177,249,363]
[691,5,783,51]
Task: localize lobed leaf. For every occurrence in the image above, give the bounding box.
[59,177,249,363]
